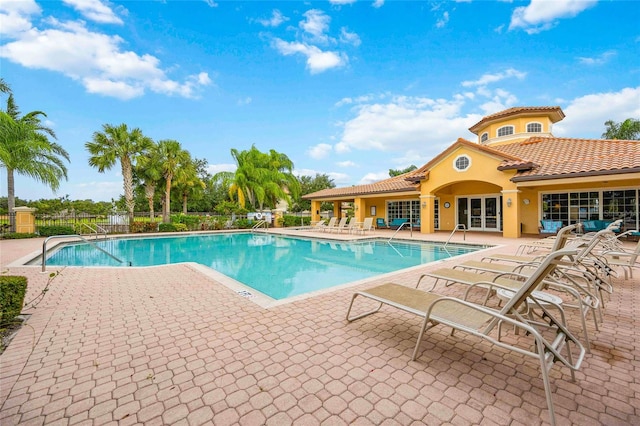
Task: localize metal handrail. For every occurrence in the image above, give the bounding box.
[444,224,467,248]
[251,220,269,232]
[42,234,123,272]
[79,223,108,239]
[388,222,412,242]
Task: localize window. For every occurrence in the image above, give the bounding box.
[387,200,420,225]
[542,189,639,231]
[480,132,489,143]
[453,155,470,171]
[527,122,542,133]
[434,199,440,229]
[497,126,514,137]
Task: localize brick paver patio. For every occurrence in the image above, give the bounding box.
[1,230,638,425]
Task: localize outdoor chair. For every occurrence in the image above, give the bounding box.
[539,220,564,235]
[352,217,374,235]
[321,217,337,232]
[346,248,585,426]
[329,217,349,233]
[376,218,388,229]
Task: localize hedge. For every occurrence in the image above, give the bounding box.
[38,225,75,237]
[0,276,27,325]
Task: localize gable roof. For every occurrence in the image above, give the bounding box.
[405,138,526,183]
[468,106,565,134]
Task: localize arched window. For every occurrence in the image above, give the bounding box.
[497,126,514,137]
[527,122,542,133]
[480,132,489,143]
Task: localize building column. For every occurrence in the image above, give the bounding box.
[354,198,366,222]
[13,206,37,234]
[311,200,321,223]
[420,194,435,234]
[501,189,521,238]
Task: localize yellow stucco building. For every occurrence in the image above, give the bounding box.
[303,106,640,238]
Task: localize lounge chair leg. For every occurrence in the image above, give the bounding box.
[346,294,384,322]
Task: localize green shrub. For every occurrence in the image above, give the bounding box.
[0,232,39,239]
[234,218,253,229]
[158,223,177,232]
[281,215,310,227]
[129,222,146,233]
[0,276,27,325]
[37,225,75,237]
[170,214,201,230]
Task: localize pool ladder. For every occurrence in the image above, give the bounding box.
[41,234,124,272]
[251,220,269,233]
[387,222,412,243]
[444,224,466,248]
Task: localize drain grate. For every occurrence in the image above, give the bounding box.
[236,290,254,298]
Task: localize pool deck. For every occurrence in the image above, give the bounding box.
[1,230,638,425]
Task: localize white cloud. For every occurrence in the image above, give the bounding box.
[256,9,288,27]
[336,160,356,167]
[461,68,527,87]
[300,9,331,43]
[307,143,333,159]
[237,96,252,106]
[340,27,361,47]
[61,0,123,24]
[577,50,616,66]
[436,11,449,28]
[72,180,125,201]
[329,0,357,5]
[358,171,389,185]
[273,39,346,74]
[335,95,482,155]
[0,0,40,36]
[509,0,597,34]
[0,14,211,99]
[554,86,640,137]
[372,0,384,8]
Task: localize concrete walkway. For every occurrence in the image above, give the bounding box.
[1,230,638,425]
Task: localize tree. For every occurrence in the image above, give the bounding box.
[290,173,335,212]
[602,118,640,140]
[389,165,417,177]
[0,95,69,231]
[156,139,191,222]
[135,141,163,220]
[214,146,300,211]
[86,124,153,222]
[173,156,206,214]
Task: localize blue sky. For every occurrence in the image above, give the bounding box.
[1,0,639,202]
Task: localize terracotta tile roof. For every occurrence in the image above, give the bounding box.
[493,137,640,181]
[468,106,565,134]
[303,172,419,200]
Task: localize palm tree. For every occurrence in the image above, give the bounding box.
[0,78,10,94]
[156,139,191,223]
[0,95,69,231]
[174,157,206,214]
[214,146,300,211]
[602,118,640,140]
[86,124,153,222]
[134,141,163,220]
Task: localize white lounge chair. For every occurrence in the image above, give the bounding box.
[346,248,585,426]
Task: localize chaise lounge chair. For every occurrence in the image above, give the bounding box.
[352,217,374,235]
[329,217,349,233]
[320,217,337,232]
[346,248,585,426]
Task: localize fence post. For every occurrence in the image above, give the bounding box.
[13,206,37,234]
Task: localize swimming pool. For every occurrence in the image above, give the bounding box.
[42,233,487,300]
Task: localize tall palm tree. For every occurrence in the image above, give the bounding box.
[0,95,69,231]
[156,139,191,223]
[86,124,153,222]
[134,140,163,220]
[0,78,11,94]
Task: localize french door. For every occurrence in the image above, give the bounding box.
[459,196,501,231]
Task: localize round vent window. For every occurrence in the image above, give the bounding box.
[454,155,471,171]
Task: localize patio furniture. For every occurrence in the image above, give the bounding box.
[539,220,564,235]
[346,248,584,426]
[376,218,388,229]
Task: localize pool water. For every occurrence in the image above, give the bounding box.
[44,233,486,300]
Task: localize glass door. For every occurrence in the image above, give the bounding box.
[484,197,499,231]
[469,198,483,230]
